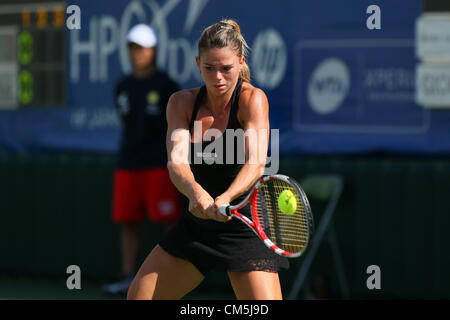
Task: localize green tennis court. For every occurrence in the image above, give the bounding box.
[0,276,235,300]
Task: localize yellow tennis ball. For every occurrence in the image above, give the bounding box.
[278,190,297,215]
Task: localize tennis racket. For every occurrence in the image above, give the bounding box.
[219,174,314,258]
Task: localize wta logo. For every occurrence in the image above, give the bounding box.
[307,58,351,114]
[169,122,279,175]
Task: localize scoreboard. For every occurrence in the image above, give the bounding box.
[0,0,66,109]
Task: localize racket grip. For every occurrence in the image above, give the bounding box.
[218,205,231,217]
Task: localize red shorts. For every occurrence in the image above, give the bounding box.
[112,167,181,223]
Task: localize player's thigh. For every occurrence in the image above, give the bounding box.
[127,245,204,300]
[227,270,283,300]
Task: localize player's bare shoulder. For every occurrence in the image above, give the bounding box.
[238,82,269,124]
[167,88,200,123]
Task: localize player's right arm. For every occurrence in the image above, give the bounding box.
[166,90,228,222]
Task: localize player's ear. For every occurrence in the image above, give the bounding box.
[237,55,245,74]
[240,55,245,66]
[195,56,201,73]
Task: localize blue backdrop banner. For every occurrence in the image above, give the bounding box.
[1,0,449,156]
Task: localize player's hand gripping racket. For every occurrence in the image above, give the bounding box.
[219,174,314,258]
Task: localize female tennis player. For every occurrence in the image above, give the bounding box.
[127,19,289,300]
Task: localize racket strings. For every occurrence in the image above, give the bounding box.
[256,179,309,254]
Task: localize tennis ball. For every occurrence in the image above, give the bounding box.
[278,190,297,215]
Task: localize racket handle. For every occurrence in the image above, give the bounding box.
[218,205,231,217]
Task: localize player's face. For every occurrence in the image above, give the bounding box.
[128,43,155,71]
[196,46,244,94]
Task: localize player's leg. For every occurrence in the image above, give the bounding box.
[227,270,283,300]
[127,245,204,300]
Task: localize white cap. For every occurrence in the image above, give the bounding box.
[126,24,158,48]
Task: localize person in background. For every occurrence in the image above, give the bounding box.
[103,24,181,296]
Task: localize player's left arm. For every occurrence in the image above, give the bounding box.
[213,86,270,209]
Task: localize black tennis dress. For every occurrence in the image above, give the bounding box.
[159,79,289,275]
